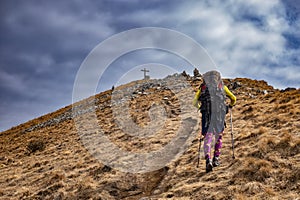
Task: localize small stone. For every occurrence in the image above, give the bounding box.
[153,189,161,195]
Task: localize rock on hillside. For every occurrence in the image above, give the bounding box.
[0,73,299,199]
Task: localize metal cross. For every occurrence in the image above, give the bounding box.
[141,68,150,80]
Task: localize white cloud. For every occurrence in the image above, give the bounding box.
[107,0,298,88]
[273,66,300,81]
[161,0,296,87]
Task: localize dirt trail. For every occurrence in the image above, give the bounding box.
[0,74,299,199]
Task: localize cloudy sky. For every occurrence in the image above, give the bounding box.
[1,0,299,131]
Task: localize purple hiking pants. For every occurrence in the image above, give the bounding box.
[203,131,223,159]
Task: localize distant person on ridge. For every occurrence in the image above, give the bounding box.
[193,70,236,173]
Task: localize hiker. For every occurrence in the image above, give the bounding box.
[193,70,236,173]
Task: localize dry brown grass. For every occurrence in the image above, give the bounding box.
[257,135,278,154]
[0,77,299,199]
[241,181,264,194]
[234,158,272,182]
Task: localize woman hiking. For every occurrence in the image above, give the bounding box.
[193,70,236,173]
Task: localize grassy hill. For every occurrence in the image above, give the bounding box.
[0,73,299,199]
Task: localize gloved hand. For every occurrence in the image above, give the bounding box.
[226,105,233,114]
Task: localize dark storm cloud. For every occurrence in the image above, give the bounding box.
[0,0,113,130]
[0,0,154,130]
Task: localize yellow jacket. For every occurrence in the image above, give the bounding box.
[193,85,236,109]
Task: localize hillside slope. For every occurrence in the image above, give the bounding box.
[0,74,299,200]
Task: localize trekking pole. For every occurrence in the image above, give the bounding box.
[230,109,235,159]
[197,137,203,168]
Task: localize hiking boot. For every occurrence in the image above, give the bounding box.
[206,158,213,173]
[213,156,220,167]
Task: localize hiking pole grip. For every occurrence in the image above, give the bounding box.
[230,109,235,159]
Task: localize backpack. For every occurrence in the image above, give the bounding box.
[199,71,226,132]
